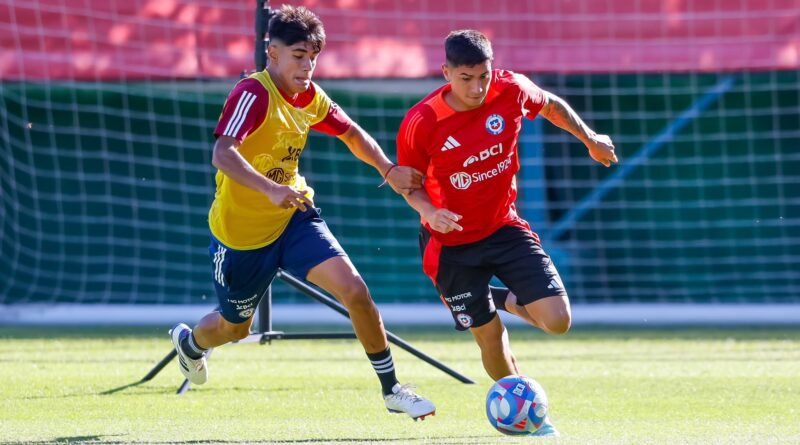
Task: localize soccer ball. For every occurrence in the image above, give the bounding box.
[485,375,549,435]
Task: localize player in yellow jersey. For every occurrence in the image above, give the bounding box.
[169,5,435,420]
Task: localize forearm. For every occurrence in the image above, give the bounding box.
[403,189,438,222]
[541,92,596,145]
[212,146,276,196]
[340,125,394,177]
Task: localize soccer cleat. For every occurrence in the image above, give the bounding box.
[169,323,208,385]
[384,383,436,421]
[531,418,560,437]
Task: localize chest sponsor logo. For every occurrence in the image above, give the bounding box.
[265,168,295,184]
[281,146,303,162]
[253,153,295,184]
[450,172,472,190]
[449,158,512,190]
[485,114,505,135]
[463,143,504,168]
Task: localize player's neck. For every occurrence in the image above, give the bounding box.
[443,91,483,112]
[266,66,300,100]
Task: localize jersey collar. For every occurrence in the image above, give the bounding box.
[433,71,500,117]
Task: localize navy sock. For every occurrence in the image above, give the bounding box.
[180,331,207,360]
[490,286,511,312]
[367,347,398,396]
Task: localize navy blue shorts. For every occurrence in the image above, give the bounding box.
[419,224,567,331]
[209,207,346,324]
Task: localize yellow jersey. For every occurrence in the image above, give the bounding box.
[208,71,334,250]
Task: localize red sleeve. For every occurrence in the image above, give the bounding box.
[396,109,430,173]
[311,102,353,136]
[214,79,268,142]
[515,73,546,120]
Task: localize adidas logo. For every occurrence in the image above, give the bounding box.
[547,277,563,290]
[440,135,461,152]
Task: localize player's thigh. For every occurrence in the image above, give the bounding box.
[522,293,571,334]
[488,227,571,331]
[306,255,369,306]
[279,207,347,279]
[209,238,277,324]
[419,226,497,331]
[490,228,568,306]
[435,259,496,332]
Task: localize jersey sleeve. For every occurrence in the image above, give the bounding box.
[214,79,268,142]
[311,102,353,136]
[514,73,547,120]
[396,110,430,173]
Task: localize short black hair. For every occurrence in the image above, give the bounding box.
[268,5,326,52]
[445,30,493,67]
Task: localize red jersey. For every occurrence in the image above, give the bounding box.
[397,70,546,246]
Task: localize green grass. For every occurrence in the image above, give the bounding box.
[0,324,798,444]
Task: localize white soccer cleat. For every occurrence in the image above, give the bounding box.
[169,323,208,385]
[531,417,560,437]
[384,383,436,421]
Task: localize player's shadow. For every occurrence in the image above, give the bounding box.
[0,438,496,445]
[14,381,162,401]
[98,379,148,395]
[262,438,497,444]
[0,435,123,444]
[55,435,117,444]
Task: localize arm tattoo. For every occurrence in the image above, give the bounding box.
[541,94,595,143]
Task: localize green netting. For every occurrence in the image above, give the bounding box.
[1,71,798,304]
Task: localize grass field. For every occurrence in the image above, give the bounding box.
[0,323,798,444]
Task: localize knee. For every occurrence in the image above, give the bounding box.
[541,312,571,335]
[337,277,372,310]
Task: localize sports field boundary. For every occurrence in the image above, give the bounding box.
[1,303,798,326]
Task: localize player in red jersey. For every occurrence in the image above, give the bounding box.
[397,30,617,385]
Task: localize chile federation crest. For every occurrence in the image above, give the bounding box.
[485,114,505,135]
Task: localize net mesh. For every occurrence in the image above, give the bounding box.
[1,1,798,305]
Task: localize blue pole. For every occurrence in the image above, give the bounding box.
[546,74,737,241]
[519,113,548,229]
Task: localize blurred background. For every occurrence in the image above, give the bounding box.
[1,0,798,322]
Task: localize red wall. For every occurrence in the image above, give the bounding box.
[2,0,798,80]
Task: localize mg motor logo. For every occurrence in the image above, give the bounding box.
[463,143,503,168]
[450,172,472,190]
[450,157,512,190]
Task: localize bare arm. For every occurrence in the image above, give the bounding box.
[212,135,311,211]
[539,91,618,167]
[402,189,463,234]
[337,123,423,194]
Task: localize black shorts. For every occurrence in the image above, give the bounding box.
[419,224,567,331]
